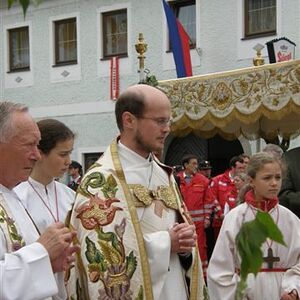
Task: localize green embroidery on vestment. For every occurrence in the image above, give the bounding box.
[85,219,138,299]
[78,171,118,200]
[134,286,144,300]
[78,171,106,197]
[204,284,210,300]
[0,204,25,251]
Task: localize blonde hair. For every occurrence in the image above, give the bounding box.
[246,152,282,179]
[237,152,283,203]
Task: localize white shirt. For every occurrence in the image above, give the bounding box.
[0,184,58,300]
[207,203,300,300]
[118,142,188,300]
[14,178,75,233]
[14,178,75,300]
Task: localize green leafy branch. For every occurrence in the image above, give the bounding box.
[235,211,286,300]
[139,69,158,87]
[7,0,43,17]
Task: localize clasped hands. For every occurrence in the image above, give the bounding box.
[281,290,299,300]
[168,222,197,254]
[37,222,80,273]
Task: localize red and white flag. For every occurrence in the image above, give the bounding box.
[110,57,119,100]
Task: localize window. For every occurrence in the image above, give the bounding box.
[84,152,102,172]
[245,0,276,38]
[102,9,127,58]
[8,26,30,72]
[54,18,77,65]
[169,0,196,49]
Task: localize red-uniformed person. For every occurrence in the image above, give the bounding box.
[207,155,245,240]
[177,154,210,276]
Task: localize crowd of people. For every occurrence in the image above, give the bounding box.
[1,84,300,300]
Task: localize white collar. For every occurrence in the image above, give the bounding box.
[118,141,152,164]
[28,177,55,190]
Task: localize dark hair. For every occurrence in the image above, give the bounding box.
[69,160,83,176]
[115,89,146,131]
[181,154,198,167]
[199,160,212,170]
[229,155,244,168]
[37,119,74,154]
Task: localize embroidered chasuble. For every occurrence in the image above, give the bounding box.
[67,139,206,300]
[0,185,60,300]
[207,202,300,300]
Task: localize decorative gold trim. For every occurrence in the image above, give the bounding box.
[169,177,204,299]
[158,60,300,139]
[190,247,200,300]
[110,139,154,300]
[159,59,300,83]
[129,184,179,210]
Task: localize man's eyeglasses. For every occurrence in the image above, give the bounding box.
[135,116,172,127]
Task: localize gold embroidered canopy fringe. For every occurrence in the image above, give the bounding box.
[158,59,300,141]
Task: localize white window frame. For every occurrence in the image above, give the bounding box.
[237,0,281,60]
[4,21,33,88]
[49,12,81,83]
[97,2,132,78]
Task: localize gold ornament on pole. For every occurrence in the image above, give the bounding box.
[253,43,265,66]
[135,33,148,82]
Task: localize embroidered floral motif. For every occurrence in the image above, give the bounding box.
[76,173,122,230]
[212,82,232,110]
[0,204,25,251]
[130,184,179,210]
[85,219,139,300]
[76,194,122,229]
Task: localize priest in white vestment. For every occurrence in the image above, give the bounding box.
[67,85,206,299]
[0,102,77,300]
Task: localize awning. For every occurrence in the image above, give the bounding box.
[158,60,300,140]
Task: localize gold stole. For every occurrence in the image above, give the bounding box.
[110,139,202,300]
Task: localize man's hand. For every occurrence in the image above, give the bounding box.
[168,223,197,254]
[281,290,299,300]
[37,222,75,261]
[51,244,80,273]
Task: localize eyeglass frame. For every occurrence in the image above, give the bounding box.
[134,115,172,127]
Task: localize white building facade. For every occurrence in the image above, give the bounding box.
[1,0,300,170]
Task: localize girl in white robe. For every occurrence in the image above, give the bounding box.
[207,152,300,300]
[14,119,76,299]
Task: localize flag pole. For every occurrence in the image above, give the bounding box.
[135,33,148,83]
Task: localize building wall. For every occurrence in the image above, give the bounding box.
[1,0,299,166]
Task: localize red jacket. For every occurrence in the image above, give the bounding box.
[177,171,210,271]
[177,171,210,221]
[207,170,237,227]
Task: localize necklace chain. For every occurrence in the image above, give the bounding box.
[28,180,59,222]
